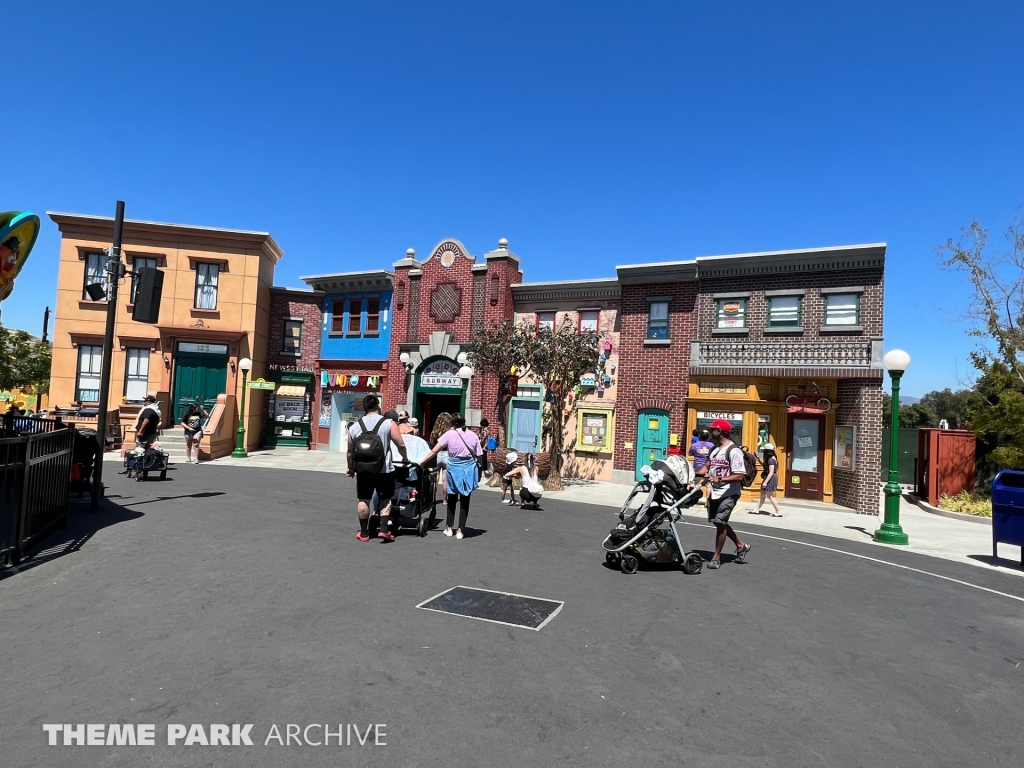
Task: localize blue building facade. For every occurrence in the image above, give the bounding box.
[300,270,394,451]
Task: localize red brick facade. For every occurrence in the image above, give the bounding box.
[613,282,698,476]
[267,289,322,370]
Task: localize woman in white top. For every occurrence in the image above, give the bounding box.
[503,453,544,510]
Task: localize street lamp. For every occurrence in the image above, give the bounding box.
[874,349,911,545]
[232,357,253,458]
[457,364,474,379]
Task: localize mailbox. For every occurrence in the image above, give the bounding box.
[991,470,1024,569]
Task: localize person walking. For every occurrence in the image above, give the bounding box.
[180,402,209,464]
[704,418,751,569]
[504,453,544,509]
[750,443,782,517]
[430,412,453,505]
[347,395,409,542]
[419,413,482,539]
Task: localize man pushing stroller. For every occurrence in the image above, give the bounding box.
[699,419,752,569]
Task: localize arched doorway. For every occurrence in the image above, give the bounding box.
[412,356,467,437]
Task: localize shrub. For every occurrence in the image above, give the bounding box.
[938,491,992,517]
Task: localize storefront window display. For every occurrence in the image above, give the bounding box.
[696,410,747,442]
[576,407,613,452]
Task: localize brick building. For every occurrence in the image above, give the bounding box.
[263,286,323,448]
[386,238,522,438]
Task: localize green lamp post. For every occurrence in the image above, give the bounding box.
[232,357,253,458]
[874,348,911,545]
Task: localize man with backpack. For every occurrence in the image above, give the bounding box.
[347,395,410,542]
[703,418,753,569]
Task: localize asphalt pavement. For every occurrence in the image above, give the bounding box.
[2,463,1023,768]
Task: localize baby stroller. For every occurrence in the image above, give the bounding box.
[374,434,438,537]
[602,454,706,575]
[70,427,100,498]
[124,443,169,481]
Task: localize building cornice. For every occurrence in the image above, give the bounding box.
[299,270,393,293]
[512,278,621,304]
[616,260,698,284]
[47,212,284,262]
[270,286,325,298]
[695,243,886,279]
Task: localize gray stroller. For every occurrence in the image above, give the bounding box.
[602,455,706,575]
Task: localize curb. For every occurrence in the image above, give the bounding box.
[909,494,991,526]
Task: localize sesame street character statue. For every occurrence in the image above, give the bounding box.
[0,212,41,302]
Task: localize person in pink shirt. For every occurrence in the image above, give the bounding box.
[418,414,483,539]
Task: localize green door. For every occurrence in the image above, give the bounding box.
[172,343,229,423]
[636,409,669,481]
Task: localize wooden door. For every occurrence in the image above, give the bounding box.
[510,399,541,453]
[636,409,669,481]
[786,414,825,500]
[172,353,227,423]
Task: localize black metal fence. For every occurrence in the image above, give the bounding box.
[0,426,76,566]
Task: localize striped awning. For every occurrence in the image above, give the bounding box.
[276,385,306,397]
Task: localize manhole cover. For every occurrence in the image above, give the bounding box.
[417,586,563,631]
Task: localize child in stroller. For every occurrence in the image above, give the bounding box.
[602,454,706,575]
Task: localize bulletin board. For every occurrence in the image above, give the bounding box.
[576,407,614,453]
[833,425,857,471]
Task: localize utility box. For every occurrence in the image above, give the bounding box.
[915,428,976,505]
[992,470,1024,569]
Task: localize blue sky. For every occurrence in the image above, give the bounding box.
[4,1,1022,396]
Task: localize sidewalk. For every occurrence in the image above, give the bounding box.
[196,448,1021,577]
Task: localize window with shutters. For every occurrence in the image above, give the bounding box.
[365,297,381,336]
[330,300,345,335]
[76,345,103,403]
[347,297,363,336]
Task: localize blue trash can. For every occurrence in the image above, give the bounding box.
[991,470,1024,569]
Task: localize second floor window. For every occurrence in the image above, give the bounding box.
[130,257,159,303]
[194,263,219,310]
[768,295,801,327]
[76,345,103,403]
[716,298,746,329]
[331,300,345,334]
[83,252,110,300]
[537,311,556,332]
[824,293,860,326]
[647,301,669,339]
[282,319,303,354]
[579,310,599,333]
[347,298,363,336]
[365,297,381,336]
[124,348,150,403]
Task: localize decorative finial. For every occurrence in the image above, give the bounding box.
[406,248,416,258]
[498,238,508,249]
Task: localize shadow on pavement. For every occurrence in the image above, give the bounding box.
[111,491,225,508]
[0,497,143,582]
[968,554,1024,571]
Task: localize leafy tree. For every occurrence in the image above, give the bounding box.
[918,388,983,428]
[523,314,600,489]
[0,324,51,394]
[939,216,1024,467]
[881,393,938,428]
[466,320,534,438]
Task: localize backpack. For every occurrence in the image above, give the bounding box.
[728,444,759,488]
[353,416,389,474]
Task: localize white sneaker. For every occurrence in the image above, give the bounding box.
[443,527,453,537]
[502,499,513,505]
[456,530,464,540]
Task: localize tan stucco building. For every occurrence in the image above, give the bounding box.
[47,212,282,456]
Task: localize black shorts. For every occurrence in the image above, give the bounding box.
[707,495,738,525]
[356,472,396,502]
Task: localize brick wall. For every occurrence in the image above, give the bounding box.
[833,379,883,515]
[696,267,883,342]
[267,291,322,369]
[614,282,698,473]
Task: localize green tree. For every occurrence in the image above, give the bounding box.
[881,393,938,428]
[918,388,983,428]
[939,216,1024,467]
[466,320,534,438]
[523,314,600,489]
[0,324,51,394]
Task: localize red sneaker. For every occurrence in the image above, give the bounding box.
[355,531,371,542]
[377,530,396,542]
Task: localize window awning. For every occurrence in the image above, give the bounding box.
[276,385,306,397]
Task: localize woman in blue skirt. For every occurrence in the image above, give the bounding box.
[419,413,483,539]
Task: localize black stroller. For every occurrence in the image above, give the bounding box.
[70,428,100,498]
[602,455,706,575]
[370,435,438,537]
[124,445,169,481]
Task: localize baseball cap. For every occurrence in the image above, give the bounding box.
[709,418,732,432]
[397,409,409,422]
